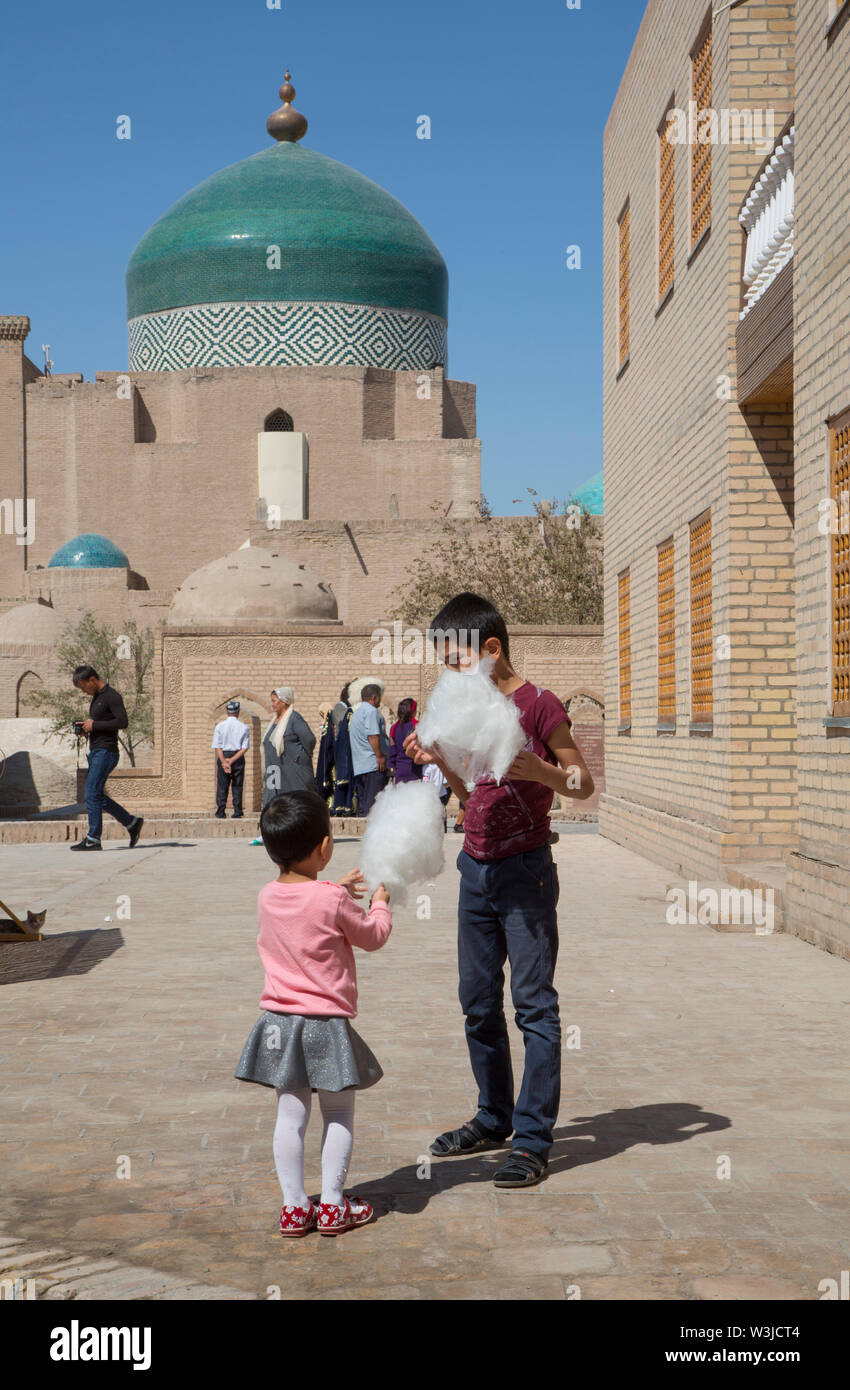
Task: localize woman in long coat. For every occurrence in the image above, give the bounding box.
[262,686,317,807]
[314,701,335,803]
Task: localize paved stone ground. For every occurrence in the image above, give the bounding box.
[1,828,849,1301]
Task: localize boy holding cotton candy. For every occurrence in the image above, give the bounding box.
[404,592,594,1188]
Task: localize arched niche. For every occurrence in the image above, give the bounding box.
[263,408,294,432]
[15,670,43,717]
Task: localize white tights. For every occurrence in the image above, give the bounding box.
[273,1086,355,1209]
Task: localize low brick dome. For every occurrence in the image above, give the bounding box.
[167,545,339,629]
[0,601,68,645]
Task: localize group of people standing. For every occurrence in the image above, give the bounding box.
[212,682,464,824]
[317,686,421,818]
[212,687,318,818]
[316,686,462,825]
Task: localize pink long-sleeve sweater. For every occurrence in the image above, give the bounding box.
[256,878,392,1018]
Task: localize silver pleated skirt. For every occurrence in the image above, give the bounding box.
[234,1010,383,1092]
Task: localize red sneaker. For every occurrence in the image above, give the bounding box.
[279,1201,317,1237]
[316,1194,374,1236]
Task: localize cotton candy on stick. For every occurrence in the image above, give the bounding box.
[359,779,445,906]
[416,656,525,791]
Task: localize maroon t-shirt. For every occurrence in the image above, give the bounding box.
[462,682,571,861]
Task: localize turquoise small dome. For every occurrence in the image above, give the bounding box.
[48,534,130,569]
[569,471,603,515]
[126,143,448,321]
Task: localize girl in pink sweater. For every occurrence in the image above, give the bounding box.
[235,790,391,1237]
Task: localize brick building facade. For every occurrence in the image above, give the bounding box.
[601,0,850,956]
[0,79,485,653]
[0,342,481,622]
[74,622,604,820]
[1,76,605,814]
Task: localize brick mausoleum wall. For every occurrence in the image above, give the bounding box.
[244,515,602,630]
[106,625,603,817]
[600,0,796,877]
[785,0,850,958]
[14,364,481,604]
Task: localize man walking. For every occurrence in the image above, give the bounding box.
[70,665,143,852]
[348,683,389,817]
[212,699,250,818]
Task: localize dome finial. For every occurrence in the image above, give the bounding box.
[267,69,308,143]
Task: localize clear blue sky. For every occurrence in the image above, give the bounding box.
[1,0,644,514]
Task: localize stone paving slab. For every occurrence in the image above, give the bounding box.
[1,831,848,1300]
[0,1231,255,1300]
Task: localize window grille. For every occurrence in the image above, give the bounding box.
[618,204,630,367]
[831,414,850,715]
[658,538,676,723]
[691,24,713,249]
[619,569,632,724]
[690,511,713,722]
[659,114,676,299]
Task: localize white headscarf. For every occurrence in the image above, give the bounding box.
[268,687,296,756]
[348,675,385,708]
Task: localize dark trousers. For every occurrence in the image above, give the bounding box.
[456,844,561,1159]
[85,748,135,841]
[354,769,387,817]
[216,751,244,814]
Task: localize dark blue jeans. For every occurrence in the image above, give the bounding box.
[85,748,134,841]
[456,844,561,1159]
[354,769,387,817]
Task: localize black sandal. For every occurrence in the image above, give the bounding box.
[493,1149,548,1188]
[429,1118,512,1157]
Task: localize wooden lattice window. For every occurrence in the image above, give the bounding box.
[618,203,630,368]
[264,408,294,431]
[690,512,713,723]
[690,22,712,250]
[618,569,631,726]
[831,414,850,716]
[658,111,676,300]
[657,538,676,724]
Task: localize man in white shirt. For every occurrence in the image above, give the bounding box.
[212,700,250,818]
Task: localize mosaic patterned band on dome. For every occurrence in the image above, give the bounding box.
[128,300,448,373]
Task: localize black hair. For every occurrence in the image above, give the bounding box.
[72,665,100,685]
[396,697,415,725]
[428,592,510,661]
[259,791,331,870]
[361,683,382,702]
[339,683,350,705]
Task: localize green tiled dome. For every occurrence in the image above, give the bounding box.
[49,534,130,568]
[125,143,448,321]
[569,471,604,515]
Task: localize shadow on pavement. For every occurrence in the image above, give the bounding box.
[0,927,124,985]
[126,842,199,849]
[355,1102,731,1221]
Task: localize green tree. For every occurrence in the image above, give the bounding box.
[26,613,156,767]
[390,491,603,627]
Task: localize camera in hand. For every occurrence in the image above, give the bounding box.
[72,720,86,738]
